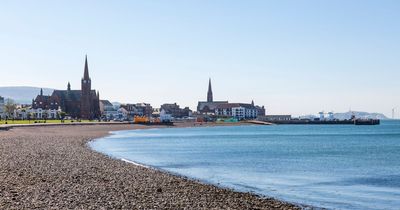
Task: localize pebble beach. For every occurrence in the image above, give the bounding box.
[0,124,300,209]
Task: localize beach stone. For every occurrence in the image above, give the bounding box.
[0,124,300,209]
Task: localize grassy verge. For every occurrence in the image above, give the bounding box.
[0,120,93,125]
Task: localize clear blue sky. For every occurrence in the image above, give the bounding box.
[0,0,399,117]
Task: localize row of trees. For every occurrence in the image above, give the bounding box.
[0,99,17,121]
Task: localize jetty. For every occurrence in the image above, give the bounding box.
[257,119,380,126]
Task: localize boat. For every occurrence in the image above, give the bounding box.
[354,119,380,125]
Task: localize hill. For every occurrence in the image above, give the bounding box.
[300,111,389,120]
[334,111,388,120]
[0,86,54,104]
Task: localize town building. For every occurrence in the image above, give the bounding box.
[117,107,129,120]
[215,102,258,120]
[100,100,117,120]
[197,79,266,120]
[197,78,228,114]
[120,103,153,119]
[31,88,61,119]
[248,100,266,117]
[255,105,266,116]
[160,109,172,122]
[160,103,192,118]
[32,56,100,119]
[151,108,161,118]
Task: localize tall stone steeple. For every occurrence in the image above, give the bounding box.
[83,55,90,81]
[207,78,213,102]
[81,55,91,90]
[81,55,92,119]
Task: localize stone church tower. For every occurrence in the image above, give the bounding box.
[81,55,92,119]
[207,78,213,102]
[36,55,100,119]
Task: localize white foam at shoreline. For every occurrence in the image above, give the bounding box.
[120,158,150,169]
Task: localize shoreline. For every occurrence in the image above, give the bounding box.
[0,123,301,209]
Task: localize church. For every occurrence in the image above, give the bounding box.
[197,78,228,114]
[32,56,100,119]
[197,78,266,119]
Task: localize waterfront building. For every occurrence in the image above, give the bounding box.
[136,103,153,117]
[120,103,153,119]
[100,100,117,120]
[253,100,266,116]
[32,88,59,111]
[10,103,61,120]
[32,56,100,119]
[117,107,129,120]
[197,78,228,114]
[197,79,266,119]
[151,108,161,118]
[28,107,60,120]
[160,109,172,122]
[215,103,258,120]
[160,103,192,118]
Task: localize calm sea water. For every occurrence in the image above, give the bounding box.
[90,121,400,209]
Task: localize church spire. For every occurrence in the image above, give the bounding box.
[83,55,90,80]
[207,78,213,102]
[40,88,43,96]
[67,82,71,91]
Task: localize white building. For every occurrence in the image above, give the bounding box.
[215,103,258,120]
[117,107,129,120]
[100,100,118,120]
[160,109,172,122]
[29,108,60,119]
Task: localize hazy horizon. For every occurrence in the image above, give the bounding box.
[1,1,399,117]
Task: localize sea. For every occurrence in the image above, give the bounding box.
[89,120,400,209]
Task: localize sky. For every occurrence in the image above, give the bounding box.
[0,0,399,117]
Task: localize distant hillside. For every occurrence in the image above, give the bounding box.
[300,111,389,120]
[0,86,54,104]
[334,111,388,120]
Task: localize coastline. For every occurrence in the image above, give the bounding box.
[0,123,300,209]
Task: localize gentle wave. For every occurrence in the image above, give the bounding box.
[90,121,400,210]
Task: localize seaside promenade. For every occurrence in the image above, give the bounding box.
[0,123,299,209]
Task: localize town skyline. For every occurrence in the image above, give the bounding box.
[1,1,399,117]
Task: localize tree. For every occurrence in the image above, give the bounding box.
[4,99,17,119]
[27,112,32,122]
[60,111,66,120]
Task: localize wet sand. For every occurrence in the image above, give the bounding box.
[0,123,300,209]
